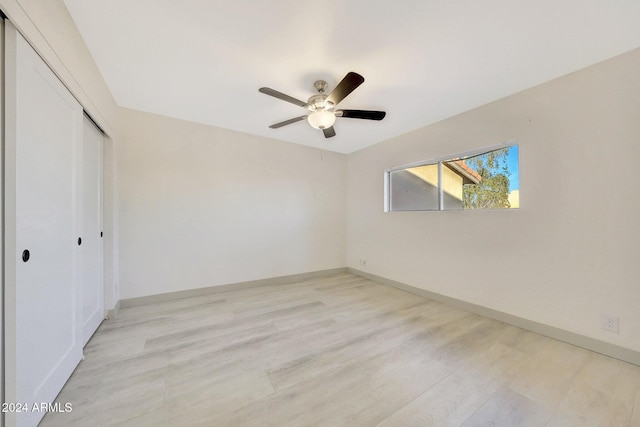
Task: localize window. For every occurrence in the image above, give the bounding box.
[385,144,519,211]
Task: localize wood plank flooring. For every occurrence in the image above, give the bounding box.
[41,273,640,426]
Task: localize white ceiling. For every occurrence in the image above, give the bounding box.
[63,0,640,154]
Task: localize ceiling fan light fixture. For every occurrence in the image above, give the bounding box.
[307,110,336,130]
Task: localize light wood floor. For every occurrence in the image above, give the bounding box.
[41,273,640,426]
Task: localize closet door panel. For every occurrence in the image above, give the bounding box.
[5,24,83,427]
[82,116,104,345]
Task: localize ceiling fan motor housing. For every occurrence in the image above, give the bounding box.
[307,93,333,111]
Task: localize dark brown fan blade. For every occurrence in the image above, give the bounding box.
[326,72,365,107]
[337,109,386,120]
[259,87,308,108]
[269,115,307,129]
[323,126,336,138]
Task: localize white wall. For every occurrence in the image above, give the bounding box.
[347,48,640,352]
[117,108,347,299]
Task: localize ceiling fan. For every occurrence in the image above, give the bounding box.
[259,72,386,138]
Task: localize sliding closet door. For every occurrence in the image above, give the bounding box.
[82,116,104,345]
[4,22,83,427]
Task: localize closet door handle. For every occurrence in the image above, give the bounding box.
[78,237,82,246]
[22,249,30,262]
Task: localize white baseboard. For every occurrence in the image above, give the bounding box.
[348,268,640,367]
[105,300,120,320]
[118,268,348,309]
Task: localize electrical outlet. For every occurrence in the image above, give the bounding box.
[601,314,619,333]
[359,258,367,267]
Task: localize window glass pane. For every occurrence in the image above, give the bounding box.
[386,144,519,212]
[389,164,439,211]
[443,145,519,210]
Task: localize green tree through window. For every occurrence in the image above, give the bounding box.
[461,147,512,209]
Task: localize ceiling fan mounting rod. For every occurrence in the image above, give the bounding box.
[314,80,328,93]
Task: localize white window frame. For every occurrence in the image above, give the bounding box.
[384,141,517,212]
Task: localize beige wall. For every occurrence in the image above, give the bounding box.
[117,108,347,299]
[347,48,640,352]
